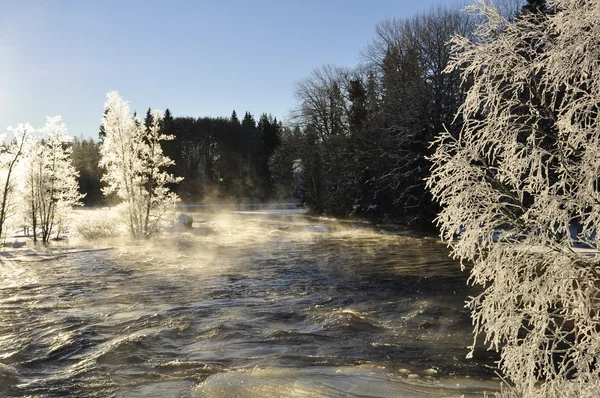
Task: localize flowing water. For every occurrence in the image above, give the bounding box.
[0,210,501,397]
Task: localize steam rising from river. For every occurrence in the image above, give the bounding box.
[0,208,501,397]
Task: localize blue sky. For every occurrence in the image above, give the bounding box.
[1,0,465,138]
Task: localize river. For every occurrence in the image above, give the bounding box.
[0,209,501,397]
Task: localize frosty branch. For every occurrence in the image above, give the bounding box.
[99,91,182,238]
[428,0,600,396]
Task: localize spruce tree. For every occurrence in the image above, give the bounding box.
[231,110,240,125]
[144,107,154,133]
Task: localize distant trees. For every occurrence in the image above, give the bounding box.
[257,113,281,196]
[71,103,285,207]
[99,91,181,238]
[286,65,353,212]
[429,0,600,395]
[0,95,282,242]
[292,65,350,142]
[269,126,305,200]
[71,137,103,206]
[273,5,475,225]
[79,102,284,208]
[162,110,282,202]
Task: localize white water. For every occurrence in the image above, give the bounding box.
[0,211,501,397]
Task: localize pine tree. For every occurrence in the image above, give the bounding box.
[144,107,154,134]
[348,78,368,133]
[162,109,174,129]
[230,110,240,125]
[71,137,103,206]
[98,109,109,141]
[241,112,258,182]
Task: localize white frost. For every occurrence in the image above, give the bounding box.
[428,1,600,396]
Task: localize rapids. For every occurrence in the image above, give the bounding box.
[0,210,501,397]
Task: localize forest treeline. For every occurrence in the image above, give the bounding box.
[72,1,528,227]
[271,0,530,226]
[73,109,283,206]
[271,6,474,227]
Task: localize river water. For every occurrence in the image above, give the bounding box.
[0,210,501,397]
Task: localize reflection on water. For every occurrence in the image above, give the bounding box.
[0,211,500,397]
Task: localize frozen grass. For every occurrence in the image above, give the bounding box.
[74,208,123,240]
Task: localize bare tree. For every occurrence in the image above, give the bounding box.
[291,64,351,143]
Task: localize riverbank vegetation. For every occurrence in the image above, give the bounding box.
[430,0,600,396]
[0,118,82,244]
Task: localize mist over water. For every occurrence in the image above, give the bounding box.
[0,209,500,397]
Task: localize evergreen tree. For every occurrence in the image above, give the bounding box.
[98,109,109,141]
[71,137,103,206]
[257,114,281,197]
[144,107,154,133]
[348,78,368,133]
[241,112,258,183]
[159,108,178,186]
[162,108,174,129]
[241,111,256,130]
[230,110,240,125]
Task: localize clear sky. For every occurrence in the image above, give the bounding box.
[1,0,465,139]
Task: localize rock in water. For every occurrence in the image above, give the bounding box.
[178,214,193,228]
[170,214,194,232]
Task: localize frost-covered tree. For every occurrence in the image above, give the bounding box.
[0,124,30,241]
[99,91,181,238]
[428,0,600,396]
[22,134,43,241]
[23,117,83,243]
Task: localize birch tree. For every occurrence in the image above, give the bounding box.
[428,0,600,396]
[0,124,30,241]
[30,117,82,243]
[99,91,181,238]
[22,134,43,241]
